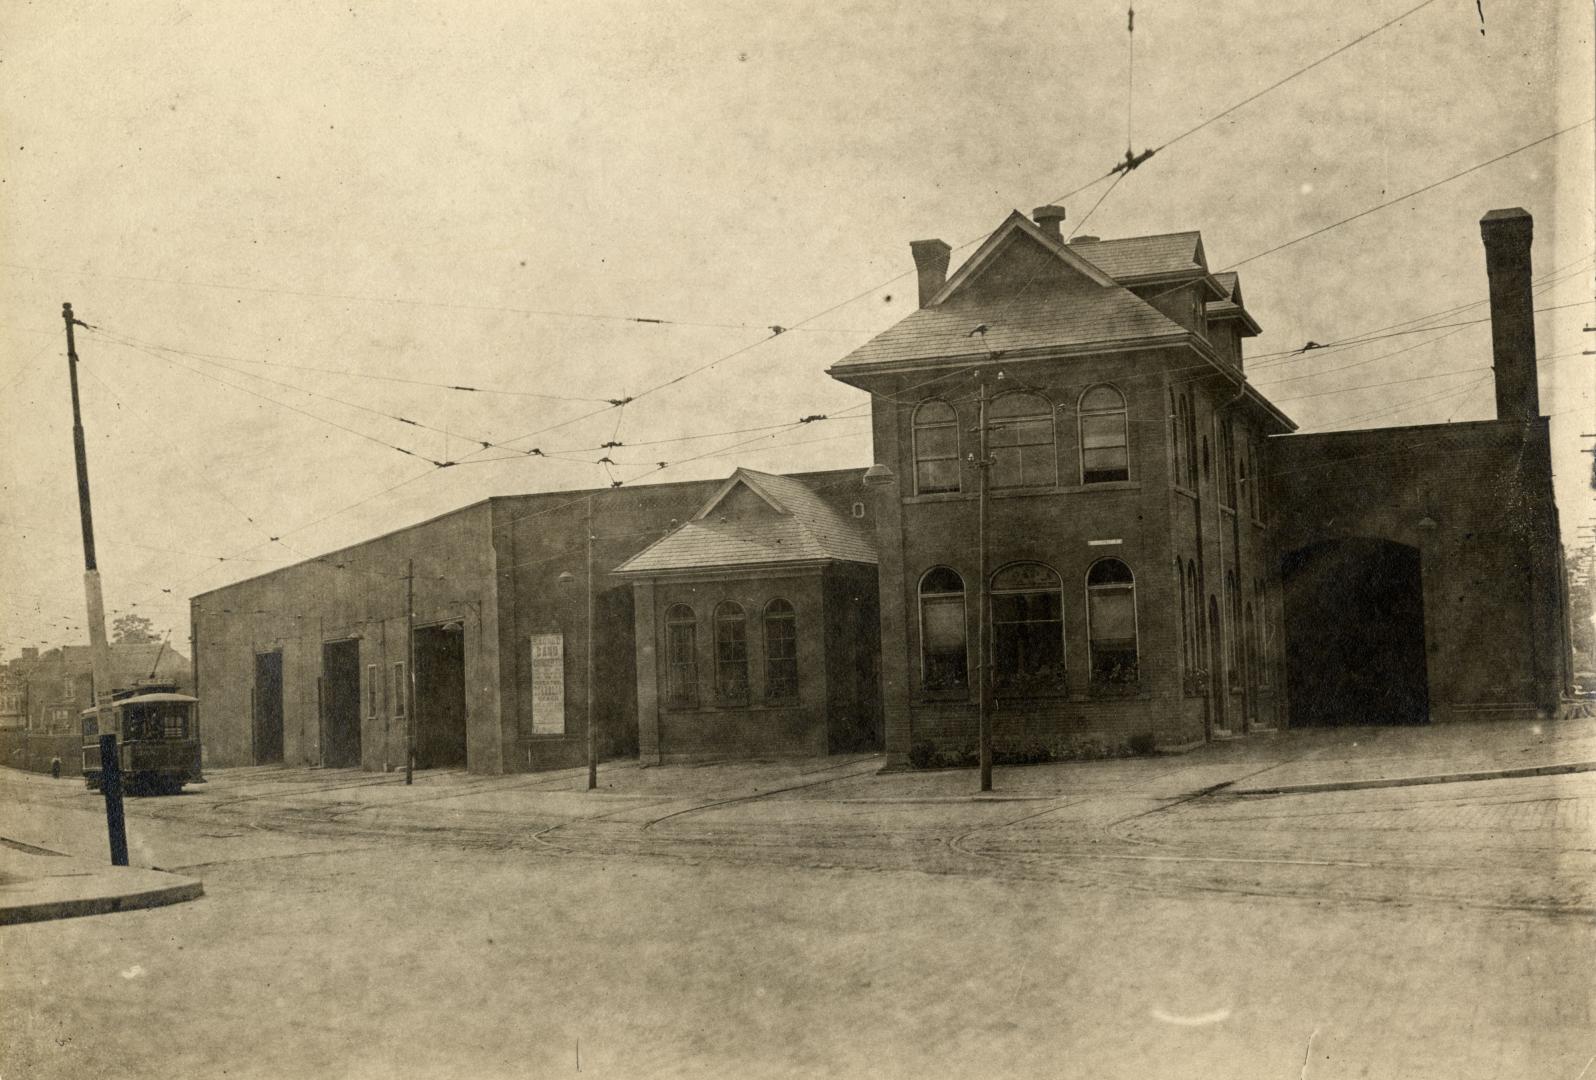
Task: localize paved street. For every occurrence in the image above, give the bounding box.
[3,722,1594,1079]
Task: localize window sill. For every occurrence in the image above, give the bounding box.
[914,690,973,705]
[903,481,1144,505]
[1087,684,1144,699]
[993,688,1072,702]
[1172,484,1199,501]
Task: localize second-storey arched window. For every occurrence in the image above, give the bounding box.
[763,598,798,702]
[714,601,749,703]
[1079,385,1130,484]
[664,604,698,708]
[991,562,1065,692]
[913,401,960,494]
[989,391,1055,489]
[1087,558,1139,685]
[918,567,968,691]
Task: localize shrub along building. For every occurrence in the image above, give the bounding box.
[191,206,1569,773]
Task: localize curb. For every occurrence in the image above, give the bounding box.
[1227,759,1596,797]
[1,876,205,926]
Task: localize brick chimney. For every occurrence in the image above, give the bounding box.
[1479,208,1539,423]
[1032,205,1067,244]
[909,239,951,308]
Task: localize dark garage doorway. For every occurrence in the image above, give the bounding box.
[1281,538,1430,726]
[414,622,467,769]
[321,639,363,767]
[253,650,284,764]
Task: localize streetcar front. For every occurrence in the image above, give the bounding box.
[82,693,201,795]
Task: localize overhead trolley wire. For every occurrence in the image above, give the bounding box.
[1225,118,1595,271]
[1161,0,1442,155]
[0,259,877,338]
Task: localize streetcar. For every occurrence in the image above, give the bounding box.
[82,682,203,795]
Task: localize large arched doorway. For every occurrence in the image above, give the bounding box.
[1281,538,1429,726]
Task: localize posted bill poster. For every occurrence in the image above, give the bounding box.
[530,633,565,734]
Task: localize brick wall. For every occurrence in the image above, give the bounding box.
[1270,417,1565,722]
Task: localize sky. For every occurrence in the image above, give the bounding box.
[1,0,1592,655]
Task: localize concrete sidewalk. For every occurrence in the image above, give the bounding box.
[0,837,202,926]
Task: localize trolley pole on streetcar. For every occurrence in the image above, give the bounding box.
[62,303,126,865]
[974,379,994,793]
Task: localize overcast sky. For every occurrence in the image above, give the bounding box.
[2,0,1591,654]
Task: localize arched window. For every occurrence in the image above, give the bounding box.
[1187,389,1200,484]
[1079,385,1129,484]
[991,562,1065,692]
[1177,560,1191,671]
[1226,571,1243,689]
[918,567,968,691]
[1087,559,1138,685]
[664,604,698,708]
[763,599,798,703]
[912,401,960,495]
[1187,560,1202,658]
[713,601,749,702]
[989,391,1055,489]
[1219,420,1238,509]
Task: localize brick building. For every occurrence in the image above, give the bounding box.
[0,642,191,774]
[190,206,1568,773]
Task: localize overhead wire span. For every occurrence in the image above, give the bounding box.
[0,259,877,337]
[1225,118,1594,271]
[98,332,462,468]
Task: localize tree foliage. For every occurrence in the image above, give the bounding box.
[112,613,157,644]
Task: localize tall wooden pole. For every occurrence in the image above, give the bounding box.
[976,380,993,793]
[405,558,416,784]
[585,496,597,791]
[62,303,125,864]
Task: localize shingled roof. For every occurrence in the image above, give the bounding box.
[1070,230,1206,281]
[1206,271,1262,335]
[828,287,1188,372]
[613,469,876,575]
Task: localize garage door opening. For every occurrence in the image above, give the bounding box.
[414,622,467,769]
[1281,538,1429,726]
[253,650,284,764]
[321,639,362,767]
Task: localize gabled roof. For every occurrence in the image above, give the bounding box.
[827,289,1189,373]
[613,469,875,575]
[1206,271,1262,336]
[927,210,1119,305]
[829,213,1190,375]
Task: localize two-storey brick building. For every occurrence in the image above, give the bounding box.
[190,206,1568,772]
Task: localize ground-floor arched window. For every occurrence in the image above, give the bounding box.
[665,604,698,708]
[991,562,1065,692]
[764,598,798,702]
[714,601,749,703]
[919,567,968,691]
[1087,558,1139,685]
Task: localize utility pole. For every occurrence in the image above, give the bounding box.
[62,302,125,865]
[975,380,993,793]
[585,495,597,791]
[405,557,416,785]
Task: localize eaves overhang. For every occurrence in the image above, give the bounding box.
[610,557,872,582]
[825,328,1191,384]
[1124,272,1229,301]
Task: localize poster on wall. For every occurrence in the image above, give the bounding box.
[530,633,565,735]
